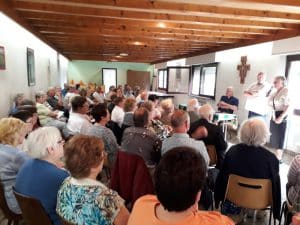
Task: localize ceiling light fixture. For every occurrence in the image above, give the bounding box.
[120,53,128,56]
[157,22,166,28]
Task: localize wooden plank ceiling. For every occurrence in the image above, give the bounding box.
[1,0,300,63]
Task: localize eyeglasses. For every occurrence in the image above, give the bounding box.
[57,139,65,145]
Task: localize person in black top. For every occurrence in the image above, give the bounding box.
[189,104,227,169]
[217,87,239,114]
[214,118,281,220]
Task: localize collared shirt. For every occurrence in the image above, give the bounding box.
[67,112,92,134]
[0,144,30,214]
[245,81,272,115]
[36,102,53,125]
[218,96,239,114]
[86,123,120,165]
[162,133,209,166]
[57,177,124,225]
[92,92,105,103]
[268,87,289,111]
[111,105,124,128]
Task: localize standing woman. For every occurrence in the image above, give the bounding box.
[269,76,290,161]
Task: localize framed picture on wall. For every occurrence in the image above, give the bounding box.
[27,48,35,86]
[0,46,5,70]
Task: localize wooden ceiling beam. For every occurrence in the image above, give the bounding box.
[35,26,244,42]
[16,0,300,23]
[241,0,300,7]
[30,23,259,39]
[20,11,274,35]
[13,1,298,29]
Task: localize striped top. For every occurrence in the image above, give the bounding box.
[287,155,300,204]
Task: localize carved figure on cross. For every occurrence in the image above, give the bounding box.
[237,56,250,84]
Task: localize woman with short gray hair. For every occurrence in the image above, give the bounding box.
[15,127,69,225]
[214,118,281,222]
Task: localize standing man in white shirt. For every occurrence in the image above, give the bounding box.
[244,72,272,119]
[111,97,125,128]
[67,96,92,134]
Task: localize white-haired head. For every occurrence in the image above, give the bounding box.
[239,118,269,147]
[198,104,214,121]
[187,98,199,112]
[26,126,62,159]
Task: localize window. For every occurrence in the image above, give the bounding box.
[191,63,218,99]
[102,68,117,93]
[158,69,167,89]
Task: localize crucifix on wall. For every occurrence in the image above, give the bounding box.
[237,56,250,84]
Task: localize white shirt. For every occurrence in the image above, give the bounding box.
[67,112,92,134]
[245,81,271,115]
[268,87,290,111]
[92,92,105,103]
[111,105,124,127]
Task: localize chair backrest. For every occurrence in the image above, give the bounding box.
[206,145,218,166]
[0,183,22,221]
[110,151,154,207]
[13,188,52,225]
[225,174,272,210]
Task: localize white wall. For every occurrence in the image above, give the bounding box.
[0,13,68,118]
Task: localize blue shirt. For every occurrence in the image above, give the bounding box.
[218,96,239,114]
[0,144,29,214]
[15,159,69,225]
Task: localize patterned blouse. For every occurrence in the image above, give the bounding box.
[57,177,124,225]
[268,87,289,111]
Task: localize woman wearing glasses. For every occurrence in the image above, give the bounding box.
[268,76,290,162]
[15,127,68,225]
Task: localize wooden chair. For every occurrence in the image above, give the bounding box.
[13,188,52,225]
[224,174,274,225]
[206,145,218,167]
[0,184,22,225]
[59,215,76,225]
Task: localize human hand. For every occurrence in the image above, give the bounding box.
[275,117,283,124]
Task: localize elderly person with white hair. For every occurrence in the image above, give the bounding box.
[187,98,200,123]
[214,118,281,221]
[217,86,239,114]
[15,127,68,225]
[189,104,227,169]
[159,98,174,126]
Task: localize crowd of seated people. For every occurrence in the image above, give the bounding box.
[0,83,298,225]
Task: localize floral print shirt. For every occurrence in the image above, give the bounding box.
[57,177,124,225]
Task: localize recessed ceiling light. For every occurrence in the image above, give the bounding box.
[157,22,166,28]
[133,41,143,45]
[115,55,122,58]
[120,53,128,56]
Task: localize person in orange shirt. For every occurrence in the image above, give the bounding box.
[128,147,234,225]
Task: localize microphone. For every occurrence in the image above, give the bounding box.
[266,86,273,97]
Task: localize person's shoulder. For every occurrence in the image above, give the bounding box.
[196,211,234,225]
[132,195,158,211]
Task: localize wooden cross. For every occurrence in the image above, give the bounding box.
[237,56,250,84]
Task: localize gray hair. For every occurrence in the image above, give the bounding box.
[26,127,62,159]
[187,98,199,111]
[198,104,214,121]
[239,118,269,147]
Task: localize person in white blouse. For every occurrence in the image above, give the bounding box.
[92,86,105,104]
[268,76,290,161]
[244,72,271,119]
[67,96,92,135]
[111,97,125,128]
